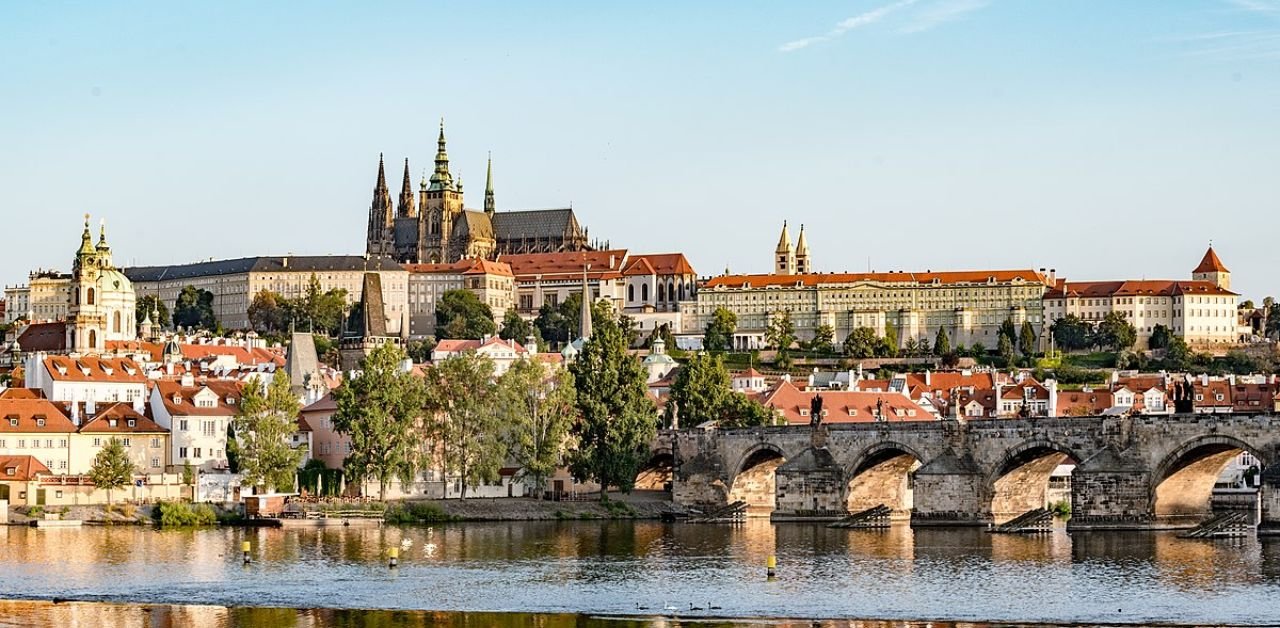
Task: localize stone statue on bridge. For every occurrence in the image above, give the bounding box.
[810,394,824,427]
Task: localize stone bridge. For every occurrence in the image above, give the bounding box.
[651,414,1280,532]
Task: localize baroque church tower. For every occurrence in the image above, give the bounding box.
[66,215,137,354]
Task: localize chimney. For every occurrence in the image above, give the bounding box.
[282,257,289,268]
[70,398,80,425]
[1201,373,1209,386]
[132,396,145,414]
[526,335,539,356]
[181,373,195,387]
[924,370,932,386]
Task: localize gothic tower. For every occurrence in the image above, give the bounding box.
[774,221,796,275]
[794,224,811,274]
[397,158,416,217]
[419,120,465,262]
[365,154,395,258]
[484,153,496,216]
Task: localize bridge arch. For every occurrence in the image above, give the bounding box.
[988,439,1082,525]
[727,443,787,516]
[1151,434,1266,525]
[844,442,925,519]
[635,448,674,492]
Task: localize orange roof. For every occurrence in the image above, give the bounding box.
[622,256,656,276]
[0,455,52,482]
[154,380,243,417]
[0,399,77,433]
[78,403,167,434]
[44,356,146,383]
[500,249,628,280]
[1046,279,1236,298]
[302,393,338,414]
[705,269,1048,289]
[1000,378,1051,401]
[1057,390,1114,416]
[462,259,513,277]
[761,380,933,424]
[624,253,695,276]
[1193,246,1229,274]
[404,258,513,278]
[16,322,67,352]
[0,388,44,400]
[902,371,995,399]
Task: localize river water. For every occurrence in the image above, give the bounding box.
[2,521,1279,626]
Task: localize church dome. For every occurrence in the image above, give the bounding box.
[163,338,183,360]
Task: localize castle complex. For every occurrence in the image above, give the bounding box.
[365,122,592,264]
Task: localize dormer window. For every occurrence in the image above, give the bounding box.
[127,419,136,427]
[36,418,46,427]
[108,419,118,427]
[7,415,18,427]
[173,394,182,405]
[799,409,809,417]
[4,467,13,476]
[103,366,114,376]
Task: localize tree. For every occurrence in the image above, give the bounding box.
[917,336,932,356]
[426,351,504,498]
[498,357,577,498]
[296,274,348,335]
[534,303,569,347]
[248,289,288,334]
[999,318,1018,344]
[225,423,241,474]
[436,290,497,339]
[703,307,737,352]
[568,302,658,498]
[88,438,135,505]
[173,285,217,330]
[1095,312,1137,352]
[332,343,429,501]
[1266,301,1280,339]
[668,352,731,427]
[405,337,436,363]
[720,392,775,428]
[135,295,170,328]
[498,309,535,342]
[1019,321,1037,357]
[1051,315,1093,352]
[843,327,880,359]
[880,325,899,358]
[765,310,797,368]
[934,327,951,357]
[235,371,305,493]
[1149,324,1172,351]
[807,324,835,354]
[1241,300,1255,310]
[997,333,1015,365]
[904,338,920,357]
[1164,335,1193,370]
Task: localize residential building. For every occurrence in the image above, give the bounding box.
[0,455,53,506]
[404,258,515,338]
[300,394,348,472]
[760,380,934,424]
[431,336,555,376]
[366,123,594,264]
[731,367,768,394]
[1043,247,1241,350]
[0,398,76,475]
[505,249,629,316]
[150,379,242,472]
[123,256,408,333]
[71,402,168,475]
[24,354,148,405]
[994,376,1057,418]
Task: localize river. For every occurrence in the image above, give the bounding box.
[2,521,1279,626]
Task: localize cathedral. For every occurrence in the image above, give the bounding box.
[365,122,594,263]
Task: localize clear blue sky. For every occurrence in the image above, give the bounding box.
[2,1,1278,300]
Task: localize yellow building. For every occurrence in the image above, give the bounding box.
[70,403,168,475]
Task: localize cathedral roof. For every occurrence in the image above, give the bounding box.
[453,210,495,240]
[491,208,583,241]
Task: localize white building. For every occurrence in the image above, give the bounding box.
[150,378,242,472]
[24,354,149,405]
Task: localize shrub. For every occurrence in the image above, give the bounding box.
[25,506,44,518]
[1049,500,1071,518]
[153,502,219,527]
[601,499,636,518]
[383,502,458,524]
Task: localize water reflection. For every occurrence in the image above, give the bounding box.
[1,521,1280,625]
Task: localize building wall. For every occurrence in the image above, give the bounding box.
[4,275,72,324]
[70,432,167,475]
[0,436,72,475]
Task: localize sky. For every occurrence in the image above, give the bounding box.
[2,1,1279,300]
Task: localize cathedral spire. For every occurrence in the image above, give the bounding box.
[484,152,495,215]
[398,157,416,217]
[366,153,395,258]
[429,118,453,191]
[375,153,388,194]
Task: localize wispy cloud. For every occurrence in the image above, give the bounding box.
[778,0,919,52]
[1170,2,1280,61]
[1226,0,1280,14]
[899,0,991,34]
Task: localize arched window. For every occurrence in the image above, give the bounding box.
[86,288,95,305]
[678,284,685,301]
[667,281,675,303]
[88,329,97,349]
[657,283,664,302]
[628,285,635,302]
[641,284,649,302]
[113,311,121,334]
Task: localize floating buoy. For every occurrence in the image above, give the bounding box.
[388,546,399,568]
[241,541,252,565]
[766,555,776,579]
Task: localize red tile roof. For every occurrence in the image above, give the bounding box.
[1057,390,1114,416]
[16,322,67,352]
[761,380,933,424]
[77,403,168,434]
[43,356,147,383]
[0,399,77,433]
[705,269,1048,289]
[625,253,695,276]
[404,259,513,278]
[0,388,44,400]
[154,380,243,417]
[1193,246,1229,274]
[0,455,52,482]
[1045,279,1235,298]
[500,250,629,280]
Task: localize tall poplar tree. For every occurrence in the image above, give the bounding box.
[568,302,658,499]
[332,343,428,501]
[426,351,504,498]
[498,357,576,498]
[235,371,304,493]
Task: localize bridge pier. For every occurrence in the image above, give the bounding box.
[1067,446,1155,531]
[910,450,991,527]
[1258,464,1280,536]
[773,447,844,520]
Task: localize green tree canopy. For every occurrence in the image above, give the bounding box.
[765,310,797,368]
[843,327,880,359]
[331,343,428,500]
[235,371,305,493]
[934,327,952,357]
[173,285,217,331]
[1019,321,1037,357]
[1163,335,1193,370]
[248,289,289,334]
[806,324,835,354]
[88,437,135,504]
[498,309,535,342]
[135,295,170,328]
[405,337,437,363]
[1149,324,1172,350]
[568,302,658,498]
[703,307,737,352]
[668,352,731,427]
[719,392,775,428]
[436,290,497,339]
[1095,312,1137,352]
[425,351,504,498]
[498,357,577,497]
[997,333,1015,365]
[1051,315,1093,352]
[881,325,899,357]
